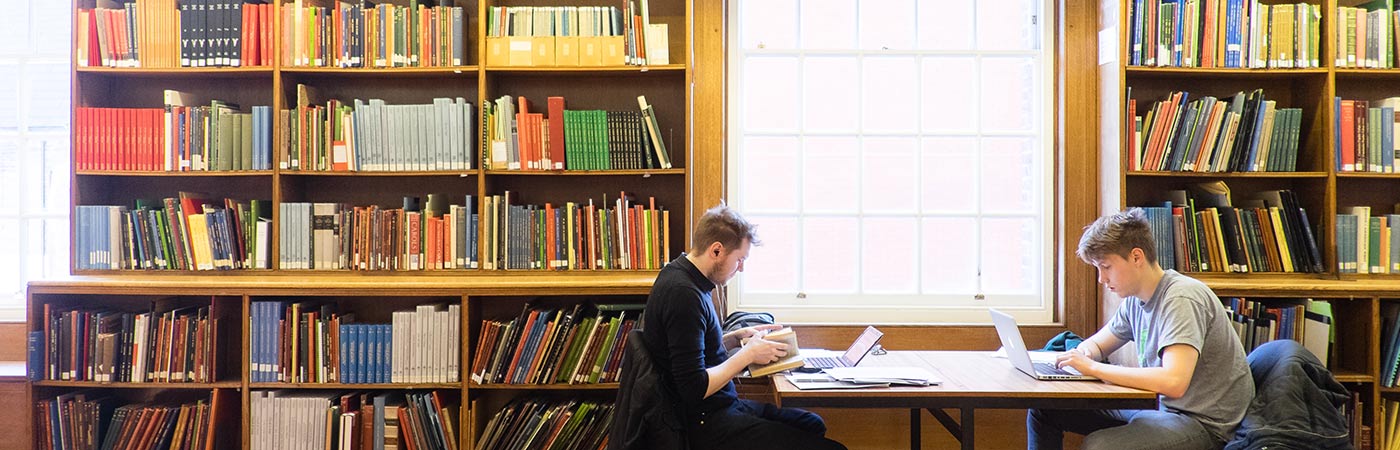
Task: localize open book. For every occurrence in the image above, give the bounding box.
[747,328,805,377]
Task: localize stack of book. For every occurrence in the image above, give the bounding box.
[484,192,669,271]
[1128,89,1302,172]
[471,303,641,385]
[485,4,667,66]
[1334,6,1396,69]
[474,397,613,450]
[37,392,227,450]
[249,302,460,384]
[484,95,672,171]
[251,391,457,450]
[1335,98,1400,173]
[282,85,475,172]
[1127,0,1321,68]
[74,193,271,271]
[1222,298,1333,356]
[1140,185,1323,273]
[278,195,477,271]
[76,0,274,68]
[42,300,225,383]
[75,97,274,172]
[281,2,467,68]
[1336,206,1400,274]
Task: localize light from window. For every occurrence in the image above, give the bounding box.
[727,0,1055,324]
[0,0,72,321]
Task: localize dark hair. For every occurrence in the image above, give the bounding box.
[691,202,760,253]
[1076,208,1157,265]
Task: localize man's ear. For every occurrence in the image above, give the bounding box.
[1130,248,1146,266]
[707,241,725,258]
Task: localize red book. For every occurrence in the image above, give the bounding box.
[86,10,101,67]
[1342,99,1357,171]
[516,96,533,169]
[545,204,557,269]
[505,310,540,382]
[547,97,566,169]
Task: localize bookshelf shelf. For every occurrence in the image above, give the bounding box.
[1124,66,1329,78]
[483,169,685,176]
[33,380,243,389]
[279,171,481,177]
[76,67,275,76]
[76,170,276,177]
[1336,372,1374,384]
[469,382,621,390]
[248,383,461,390]
[1336,172,1400,179]
[1125,171,1330,178]
[279,66,481,76]
[483,64,686,74]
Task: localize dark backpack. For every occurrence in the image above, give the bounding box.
[722,311,775,333]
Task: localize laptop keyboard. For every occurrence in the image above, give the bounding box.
[807,356,844,368]
[1033,362,1078,376]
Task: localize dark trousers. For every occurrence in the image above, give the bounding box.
[690,399,847,450]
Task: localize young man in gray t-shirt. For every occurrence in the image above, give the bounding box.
[1027,208,1254,450]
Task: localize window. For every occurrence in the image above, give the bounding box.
[0,0,72,321]
[727,0,1056,324]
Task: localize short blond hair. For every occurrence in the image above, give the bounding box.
[691,203,760,252]
[1076,208,1157,265]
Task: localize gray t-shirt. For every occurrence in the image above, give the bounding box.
[1108,270,1255,442]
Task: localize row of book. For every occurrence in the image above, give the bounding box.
[75,103,275,173]
[42,301,225,384]
[1380,398,1400,450]
[1128,0,1321,68]
[75,194,272,271]
[77,1,273,69]
[282,3,466,68]
[486,4,664,65]
[1336,206,1400,274]
[283,85,475,172]
[474,397,613,450]
[1336,98,1400,173]
[249,302,460,384]
[1348,391,1373,450]
[1141,185,1323,273]
[251,391,457,450]
[1222,298,1332,359]
[484,95,673,171]
[471,304,641,385]
[484,193,671,271]
[1128,89,1302,172]
[1336,6,1397,69]
[278,195,478,271]
[37,391,226,450]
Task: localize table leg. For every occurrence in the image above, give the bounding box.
[960,408,975,450]
[909,408,920,450]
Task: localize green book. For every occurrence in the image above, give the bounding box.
[588,314,624,383]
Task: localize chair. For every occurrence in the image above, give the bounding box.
[609,329,690,450]
[1224,339,1354,450]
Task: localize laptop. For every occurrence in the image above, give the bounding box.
[989,309,1097,381]
[804,326,884,369]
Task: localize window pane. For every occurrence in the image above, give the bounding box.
[862,217,918,294]
[743,216,799,293]
[34,0,70,56]
[980,137,1038,214]
[862,57,919,133]
[742,56,801,132]
[0,1,31,56]
[977,0,1040,51]
[0,66,19,132]
[918,0,974,50]
[921,57,978,132]
[800,0,857,50]
[0,139,19,212]
[0,220,19,299]
[980,57,1038,132]
[739,136,800,214]
[859,0,916,51]
[27,63,70,132]
[921,137,977,213]
[801,136,859,213]
[921,217,977,293]
[802,216,859,294]
[981,217,1038,293]
[861,137,917,213]
[26,138,69,214]
[27,218,68,282]
[741,0,798,50]
[803,57,859,133]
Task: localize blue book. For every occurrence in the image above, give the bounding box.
[339,323,350,384]
[380,324,391,383]
[27,331,42,381]
[1225,0,1242,67]
[1384,107,1395,173]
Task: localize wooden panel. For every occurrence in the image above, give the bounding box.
[0,324,26,361]
[0,381,29,450]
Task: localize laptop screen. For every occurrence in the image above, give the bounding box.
[842,326,884,365]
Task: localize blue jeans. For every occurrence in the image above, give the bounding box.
[1027,408,1222,450]
[690,399,847,450]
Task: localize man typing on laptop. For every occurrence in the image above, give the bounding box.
[1027,208,1254,450]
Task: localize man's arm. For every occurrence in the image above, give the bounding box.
[1076,327,1129,362]
[1060,343,1199,398]
[702,338,785,397]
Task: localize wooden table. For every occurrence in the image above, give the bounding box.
[774,351,1158,450]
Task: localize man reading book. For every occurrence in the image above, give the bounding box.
[1027,208,1255,450]
[643,203,846,450]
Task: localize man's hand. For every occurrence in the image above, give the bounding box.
[1056,350,1098,376]
[739,332,789,365]
[723,323,784,351]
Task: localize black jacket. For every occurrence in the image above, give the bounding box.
[610,329,690,450]
[1224,339,1354,450]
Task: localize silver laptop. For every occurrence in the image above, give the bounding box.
[989,309,1097,381]
[804,326,884,369]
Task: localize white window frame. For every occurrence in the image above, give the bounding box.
[724,0,1058,325]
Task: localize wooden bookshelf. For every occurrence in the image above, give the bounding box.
[53,0,692,448]
[1102,1,1400,446]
